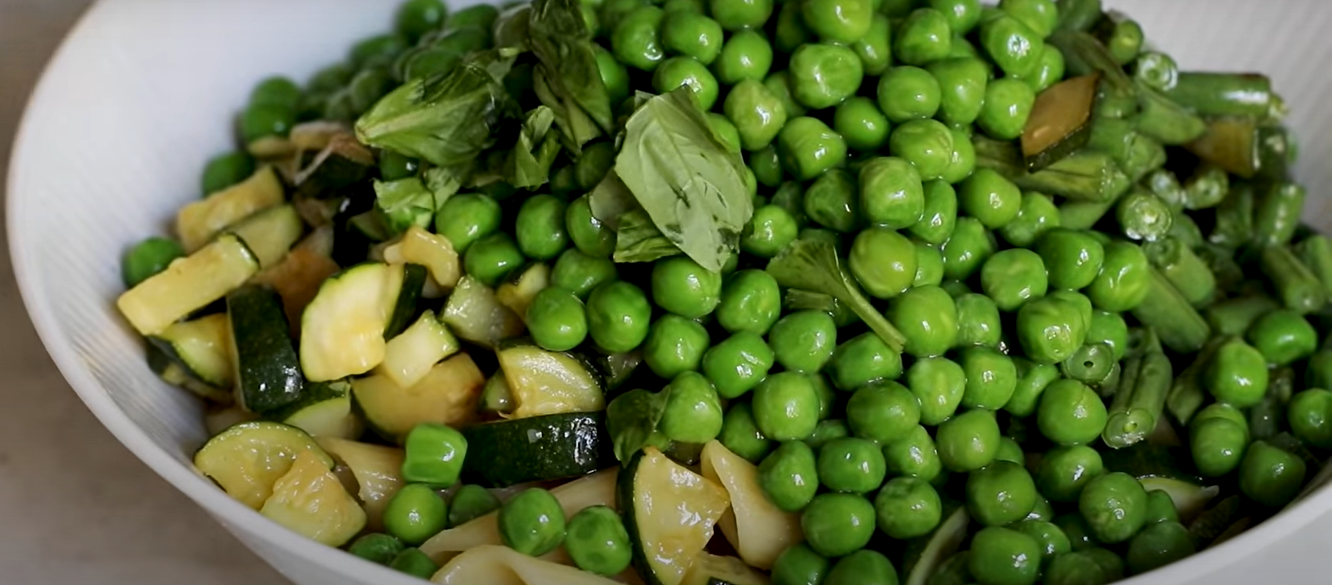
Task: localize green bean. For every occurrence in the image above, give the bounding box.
[1058,197,1117,231]
[1208,183,1255,249]
[1205,294,1280,337]
[1165,338,1223,426]
[1166,73,1274,118]
[1296,235,1332,298]
[1143,237,1215,308]
[1060,343,1116,385]
[1057,0,1103,32]
[1103,343,1173,449]
[1115,189,1173,241]
[1129,267,1211,353]
[1252,182,1307,248]
[1259,244,1327,314]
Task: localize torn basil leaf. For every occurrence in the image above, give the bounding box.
[605,387,672,462]
[614,209,683,263]
[374,177,448,235]
[766,238,908,353]
[615,88,753,272]
[588,170,637,230]
[506,105,562,189]
[528,0,614,153]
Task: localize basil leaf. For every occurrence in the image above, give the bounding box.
[374,177,447,235]
[354,62,512,167]
[614,209,682,263]
[506,105,562,189]
[605,388,672,462]
[423,165,468,199]
[766,238,908,353]
[616,88,753,272]
[528,0,614,153]
[588,170,637,230]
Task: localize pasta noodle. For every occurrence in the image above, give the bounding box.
[699,441,802,570]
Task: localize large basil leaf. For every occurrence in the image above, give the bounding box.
[527,0,614,153]
[605,388,672,462]
[588,170,637,230]
[506,105,562,189]
[614,209,682,263]
[616,88,753,272]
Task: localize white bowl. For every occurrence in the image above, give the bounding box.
[9,0,1332,583]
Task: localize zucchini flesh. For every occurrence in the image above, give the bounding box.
[352,353,485,440]
[192,421,333,509]
[479,372,515,414]
[680,554,769,585]
[316,436,405,531]
[267,381,362,440]
[383,226,462,292]
[442,276,526,348]
[149,343,233,403]
[118,233,259,335]
[227,204,304,269]
[496,262,552,319]
[498,344,605,418]
[1185,117,1260,179]
[178,166,285,251]
[300,262,404,382]
[252,226,341,334]
[461,412,617,488]
[227,285,304,412]
[148,313,233,388]
[259,449,366,547]
[379,310,461,388]
[698,441,800,570]
[619,447,732,585]
[1022,73,1100,171]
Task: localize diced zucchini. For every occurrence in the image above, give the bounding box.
[383,226,462,292]
[479,373,514,415]
[118,233,259,335]
[384,264,427,339]
[1022,73,1101,170]
[497,342,606,418]
[252,226,340,332]
[379,310,460,388]
[300,262,404,382]
[192,421,333,509]
[148,343,233,403]
[293,134,376,199]
[496,262,551,319]
[316,436,405,531]
[227,204,304,269]
[227,285,304,412]
[260,449,367,547]
[442,276,525,348]
[205,405,259,436]
[903,506,970,585]
[147,313,233,389]
[699,441,801,570]
[178,166,285,251]
[266,381,362,440]
[619,447,732,585]
[681,554,770,585]
[352,353,485,440]
[461,412,617,488]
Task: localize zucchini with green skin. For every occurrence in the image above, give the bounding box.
[442,275,526,348]
[379,309,460,388]
[300,262,405,382]
[192,421,334,509]
[384,263,427,339]
[496,262,552,319]
[352,353,485,440]
[461,412,618,487]
[148,342,233,403]
[266,381,362,440]
[383,226,462,294]
[148,313,233,389]
[177,166,286,251]
[226,204,304,269]
[227,285,304,413]
[497,341,605,418]
[117,233,260,336]
[618,446,732,585]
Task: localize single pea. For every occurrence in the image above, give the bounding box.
[612,6,666,71]
[895,8,953,66]
[643,314,711,378]
[1203,338,1269,408]
[876,66,942,123]
[802,0,873,43]
[826,549,898,585]
[240,103,295,143]
[978,78,1037,141]
[430,26,491,56]
[807,419,853,451]
[1045,552,1107,585]
[1078,472,1148,544]
[347,68,395,114]
[769,181,806,225]
[436,194,501,255]
[663,0,707,13]
[709,0,774,30]
[907,357,966,425]
[201,150,256,196]
[514,195,569,261]
[714,30,774,85]
[1013,520,1072,564]
[853,14,894,76]
[980,14,1044,78]
[1004,358,1059,417]
[835,97,891,152]
[715,269,782,335]
[941,216,995,281]
[967,460,1039,527]
[802,493,877,557]
[1037,379,1107,446]
[750,146,785,188]
[998,0,1057,36]
[915,241,945,287]
[499,488,566,556]
[349,533,406,565]
[955,293,1002,349]
[773,0,812,53]
[995,437,1024,465]
[846,381,921,444]
[936,409,1001,472]
[651,256,722,319]
[803,169,859,233]
[703,331,775,399]
[858,157,925,230]
[378,150,420,183]
[1246,309,1318,366]
[723,79,787,152]
[752,372,822,441]
[930,0,983,35]
[383,484,449,546]
[1021,44,1065,93]
[401,423,468,488]
[447,3,499,30]
[1102,17,1143,65]
[1239,440,1308,508]
[1086,241,1150,312]
[1085,311,1129,361]
[959,347,1018,410]
[788,43,864,110]
[307,62,353,94]
[999,191,1060,247]
[827,332,903,391]
[969,527,1042,585]
[249,76,303,112]
[778,117,847,181]
[396,0,447,41]
[1140,489,1180,526]
[526,287,589,352]
[1125,521,1195,576]
[942,125,978,184]
[721,403,774,463]
[1053,514,1101,553]
[1016,295,1087,364]
[1035,229,1105,291]
[660,11,724,64]
[586,281,652,353]
[767,311,837,373]
[574,142,616,191]
[926,57,988,127]
[743,205,800,258]
[958,167,1022,229]
[1289,389,1332,449]
[389,548,439,579]
[653,56,721,110]
[464,233,526,287]
[889,118,955,181]
[818,437,888,494]
[1037,445,1104,503]
[849,227,918,299]
[889,285,960,358]
[599,0,644,35]
[595,45,632,106]
[1190,404,1250,477]
[980,249,1048,312]
[882,425,944,482]
[759,441,820,511]
[771,544,831,585]
[660,371,725,443]
[564,506,633,576]
[449,484,501,528]
[120,237,184,289]
[1027,495,1056,523]
[565,197,617,260]
[908,180,958,245]
[874,476,943,539]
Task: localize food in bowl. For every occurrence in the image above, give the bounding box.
[110,0,1328,582]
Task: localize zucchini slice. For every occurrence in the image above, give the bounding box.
[267,381,362,440]
[227,285,304,412]
[178,166,286,251]
[496,262,552,319]
[117,233,259,335]
[497,343,605,418]
[316,436,405,531]
[379,310,461,388]
[619,447,732,585]
[442,276,526,348]
[699,441,801,570]
[384,264,428,339]
[479,372,515,415]
[300,262,404,382]
[1021,73,1101,171]
[681,554,770,585]
[147,313,233,389]
[352,353,485,440]
[384,226,462,293]
[227,204,304,269]
[252,226,341,332]
[461,412,617,488]
[148,343,233,403]
[192,421,333,509]
[259,449,367,547]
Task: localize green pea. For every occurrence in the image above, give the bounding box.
[1037,379,1107,446]
[389,548,439,579]
[447,4,499,31]
[889,118,955,181]
[926,58,987,127]
[1016,295,1086,364]
[969,527,1042,585]
[907,180,958,245]
[1084,311,1128,362]
[753,372,822,441]
[1053,514,1101,553]
[307,62,353,94]
[1102,17,1143,65]
[955,293,1002,349]
[348,533,406,565]
[967,460,1038,527]
[714,30,774,85]
[874,476,942,539]
[766,311,836,373]
[834,97,891,153]
[526,287,588,352]
[942,125,977,184]
[1035,229,1104,291]
[702,332,774,399]
[1125,521,1195,576]
[659,11,724,65]
[800,170,857,234]
[564,506,632,576]
[915,241,945,287]
[789,43,864,110]
[807,419,853,451]
[759,440,820,511]
[396,0,447,41]
[1203,338,1269,408]
[778,117,846,180]
[201,151,256,196]
[958,167,1022,229]
[849,227,918,299]
[721,403,774,463]
[709,0,775,31]
[998,0,1057,36]
[978,78,1037,141]
[979,249,1048,312]
[449,485,501,528]
[882,424,944,482]
[653,56,721,110]
[1078,472,1148,544]
[818,437,887,494]
[240,103,295,143]
[643,314,711,378]
[930,0,983,35]
[652,256,722,318]
[1037,444,1104,504]
[996,437,1025,465]
[383,484,449,546]
[595,45,632,105]
[847,381,921,444]
[876,66,942,123]
[350,33,409,69]
[802,493,877,557]
[889,285,960,358]
[499,488,566,556]
[1021,44,1065,93]
[1289,389,1332,449]
[1239,440,1308,507]
[859,156,925,229]
[347,68,395,114]
[1013,520,1073,564]
[464,233,525,287]
[772,544,831,585]
[551,249,616,299]
[612,6,666,71]
[660,371,725,443]
[773,0,812,53]
[565,197,616,259]
[999,191,1060,247]
[825,332,902,390]
[1246,308,1317,366]
[959,347,1018,410]
[722,79,787,152]
[980,13,1044,78]
[853,14,894,76]
[121,237,184,289]
[895,8,953,65]
[907,358,966,425]
[717,269,782,335]
[941,216,996,280]
[1143,489,1180,525]
[1087,241,1150,312]
[826,549,898,585]
[514,195,569,261]
[431,26,491,56]
[750,146,785,188]
[1189,416,1247,478]
[742,205,800,258]
[1045,552,1107,585]
[1004,358,1059,417]
[587,281,652,353]
[936,409,1001,472]
[802,0,873,43]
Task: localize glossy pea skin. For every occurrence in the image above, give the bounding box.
[347,69,395,114]
[714,30,774,85]
[1203,339,1269,408]
[612,6,666,71]
[1143,490,1180,525]
[980,13,1044,78]
[709,0,775,31]
[1000,191,1061,247]
[121,237,185,289]
[927,57,989,127]
[652,256,722,319]
[703,331,774,399]
[1246,309,1317,366]
[660,11,724,64]
[803,169,859,233]
[396,0,447,41]
[1189,416,1247,478]
[565,196,616,259]
[778,117,847,181]
[847,381,921,444]
[915,241,945,286]
[750,146,785,188]
[201,151,256,196]
[909,180,958,245]
[981,249,1049,312]
[1239,440,1308,507]
[1078,472,1148,544]
[383,484,449,546]
[564,506,632,576]
[653,56,720,110]
[959,167,1023,230]
[448,485,500,528]
[802,493,877,557]
[595,45,632,105]
[724,79,788,152]
[721,403,774,463]
[759,441,820,511]
[895,8,953,66]
[753,372,821,441]
[1036,229,1104,291]
[660,371,725,443]
[769,310,838,373]
[979,78,1037,141]
[1289,389,1332,449]
[936,409,1001,472]
[552,249,616,299]
[789,43,864,110]
[1005,358,1059,417]
[743,205,800,258]
[1037,445,1103,503]
[826,549,899,585]
[1022,44,1065,93]
[998,0,1057,37]
[437,194,502,255]
[828,332,903,391]
[955,292,1002,348]
[514,195,569,261]
[882,424,944,482]
[801,0,873,44]
[717,269,782,335]
[877,66,942,125]
[772,544,831,585]
[1125,521,1195,576]
[941,216,996,280]
[996,440,1023,465]
[942,125,978,184]
[586,281,652,353]
[853,14,893,76]
[875,476,943,539]
[959,347,1018,410]
[464,233,526,288]
[241,103,295,143]
[1017,295,1086,363]
[834,97,891,152]
[907,357,967,425]
[860,157,927,229]
[966,460,1039,527]
[818,437,887,494]
[1014,520,1073,564]
[889,118,955,181]
[643,314,711,378]
[889,285,960,358]
[1087,242,1151,312]
[931,0,983,35]
[1086,310,1129,361]
[526,287,589,352]
[850,227,918,299]
[348,533,406,565]
[499,488,566,556]
[969,527,1042,585]
[1038,379,1108,446]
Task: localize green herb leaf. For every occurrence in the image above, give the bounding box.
[423,165,469,199]
[605,388,673,462]
[766,238,907,352]
[374,177,447,235]
[588,170,637,230]
[506,105,563,189]
[354,62,513,167]
[613,209,682,263]
[616,88,753,272]
[528,0,614,153]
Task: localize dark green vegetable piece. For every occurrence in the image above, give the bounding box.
[201,151,256,196]
[1102,334,1172,449]
[1239,440,1307,507]
[121,237,185,289]
[529,0,615,152]
[389,548,439,579]
[767,239,907,353]
[1253,182,1307,248]
[1260,244,1327,314]
[1166,72,1274,118]
[973,135,1131,203]
[1143,237,1214,308]
[1297,235,1332,298]
[1128,268,1210,353]
[349,533,406,565]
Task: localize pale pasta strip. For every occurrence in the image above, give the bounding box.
[699,440,802,570]
[431,545,623,585]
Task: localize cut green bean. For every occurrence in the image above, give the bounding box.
[973,135,1131,203]
[1260,244,1327,314]
[1103,342,1173,449]
[1165,339,1223,426]
[1166,72,1274,118]
[1252,182,1307,248]
[1129,267,1210,353]
[1208,183,1254,249]
[1115,189,1173,241]
[1143,237,1215,308]
[1060,342,1116,384]
[1205,294,1280,337]
[1296,235,1332,298]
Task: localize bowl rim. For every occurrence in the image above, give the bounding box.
[6,1,1331,584]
